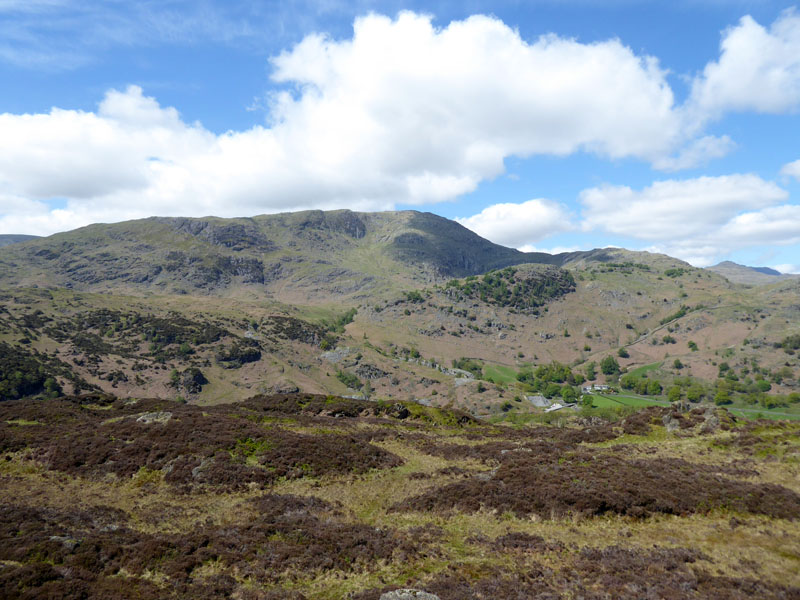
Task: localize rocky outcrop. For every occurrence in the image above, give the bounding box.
[380,590,440,600]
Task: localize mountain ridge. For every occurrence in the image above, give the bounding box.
[0,234,40,247]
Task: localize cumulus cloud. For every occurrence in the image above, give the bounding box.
[781,159,800,180]
[771,264,800,274]
[2,10,800,236]
[688,9,800,119]
[580,175,797,266]
[651,135,736,172]
[0,12,691,234]
[580,175,787,240]
[719,204,800,245]
[455,199,573,248]
[517,244,585,255]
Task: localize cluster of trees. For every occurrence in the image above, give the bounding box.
[620,371,800,408]
[516,362,582,401]
[0,342,62,400]
[620,374,663,396]
[324,308,357,333]
[335,370,363,390]
[318,308,357,349]
[452,357,483,377]
[660,304,690,326]
[709,378,800,407]
[600,356,620,375]
[605,261,651,271]
[215,340,262,369]
[444,267,575,311]
[580,357,618,382]
[664,267,688,278]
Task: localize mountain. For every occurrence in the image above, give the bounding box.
[0,234,40,247]
[0,210,558,302]
[707,260,799,285]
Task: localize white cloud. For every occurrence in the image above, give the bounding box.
[580,174,799,266]
[3,10,800,236]
[651,135,736,172]
[580,175,786,240]
[781,159,800,180]
[688,9,800,119]
[720,204,800,245]
[517,244,585,255]
[455,199,573,248]
[771,264,800,274]
[0,12,696,234]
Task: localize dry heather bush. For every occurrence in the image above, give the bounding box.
[712,420,800,461]
[0,494,417,599]
[2,396,403,490]
[396,450,800,519]
[352,546,800,600]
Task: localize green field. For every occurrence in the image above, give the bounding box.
[590,393,669,408]
[590,393,800,420]
[727,405,800,421]
[627,361,663,378]
[483,364,519,384]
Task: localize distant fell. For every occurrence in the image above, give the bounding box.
[0,234,40,247]
[707,261,799,285]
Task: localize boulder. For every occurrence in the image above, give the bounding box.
[700,408,721,434]
[662,413,680,433]
[380,590,440,600]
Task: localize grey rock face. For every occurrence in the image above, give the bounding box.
[380,590,440,600]
[662,413,680,433]
[700,407,721,433]
[135,411,172,424]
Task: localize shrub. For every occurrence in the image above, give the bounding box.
[600,356,620,375]
[336,370,363,390]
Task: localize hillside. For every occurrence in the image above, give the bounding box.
[1,219,799,420]
[1,393,799,599]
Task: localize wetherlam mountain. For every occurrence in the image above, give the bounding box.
[0,209,663,302]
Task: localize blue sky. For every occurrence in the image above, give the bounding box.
[1,1,800,270]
